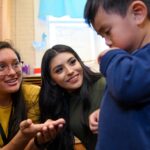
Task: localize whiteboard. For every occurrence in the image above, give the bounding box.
[48,20,97,61]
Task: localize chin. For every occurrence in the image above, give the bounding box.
[69,83,82,91]
[7,85,20,93]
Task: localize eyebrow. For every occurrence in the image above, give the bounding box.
[51,64,62,73]
[0,58,19,63]
[51,56,75,72]
[67,57,75,62]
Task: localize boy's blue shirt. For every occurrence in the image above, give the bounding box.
[96,43,150,150]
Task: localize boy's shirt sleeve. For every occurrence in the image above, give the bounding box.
[100,44,150,104]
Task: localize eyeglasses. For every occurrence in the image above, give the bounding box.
[0,61,23,76]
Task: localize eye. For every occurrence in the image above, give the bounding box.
[54,66,63,74]
[69,58,76,66]
[97,31,103,37]
[12,61,20,68]
[104,28,111,36]
[0,63,6,71]
[99,27,111,38]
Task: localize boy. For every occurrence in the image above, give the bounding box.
[84,0,150,150]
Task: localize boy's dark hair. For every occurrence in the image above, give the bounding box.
[84,0,150,26]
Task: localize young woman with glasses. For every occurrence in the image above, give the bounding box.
[0,41,65,150]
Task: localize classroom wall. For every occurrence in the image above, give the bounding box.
[0,0,49,73]
[0,0,105,73]
[2,0,11,40]
[0,0,11,40]
[0,0,2,40]
[1,0,36,71]
[11,0,35,70]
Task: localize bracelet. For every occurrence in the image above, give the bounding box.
[34,136,48,150]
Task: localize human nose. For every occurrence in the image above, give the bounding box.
[6,65,16,75]
[65,66,74,74]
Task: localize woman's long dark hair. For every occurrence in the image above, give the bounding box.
[0,41,27,144]
[39,44,102,149]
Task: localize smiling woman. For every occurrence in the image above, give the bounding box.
[49,51,83,92]
[0,42,23,94]
[39,44,105,150]
[0,41,67,150]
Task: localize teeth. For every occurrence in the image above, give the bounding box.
[6,79,17,83]
[68,75,78,82]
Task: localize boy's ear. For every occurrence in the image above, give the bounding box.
[130,1,147,25]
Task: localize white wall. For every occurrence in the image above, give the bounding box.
[33,0,107,70]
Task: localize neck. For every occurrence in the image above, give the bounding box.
[141,21,150,47]
[0,94,12,107]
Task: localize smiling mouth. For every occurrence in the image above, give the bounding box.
[5,78,18,85]
[66,74,79,83]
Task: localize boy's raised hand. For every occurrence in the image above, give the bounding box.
[89,109,100,134]
[98,47,119,63]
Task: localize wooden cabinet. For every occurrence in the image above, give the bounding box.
[23,75,41,86]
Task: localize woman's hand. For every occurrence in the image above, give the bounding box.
[89,109,100,134]
[21,118,65,150]
[34,118,65,145]
[0,119,45,150]
[20,119,44,139]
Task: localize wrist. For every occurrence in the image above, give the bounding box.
[18,130,31,142]
[8,130,31,149]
